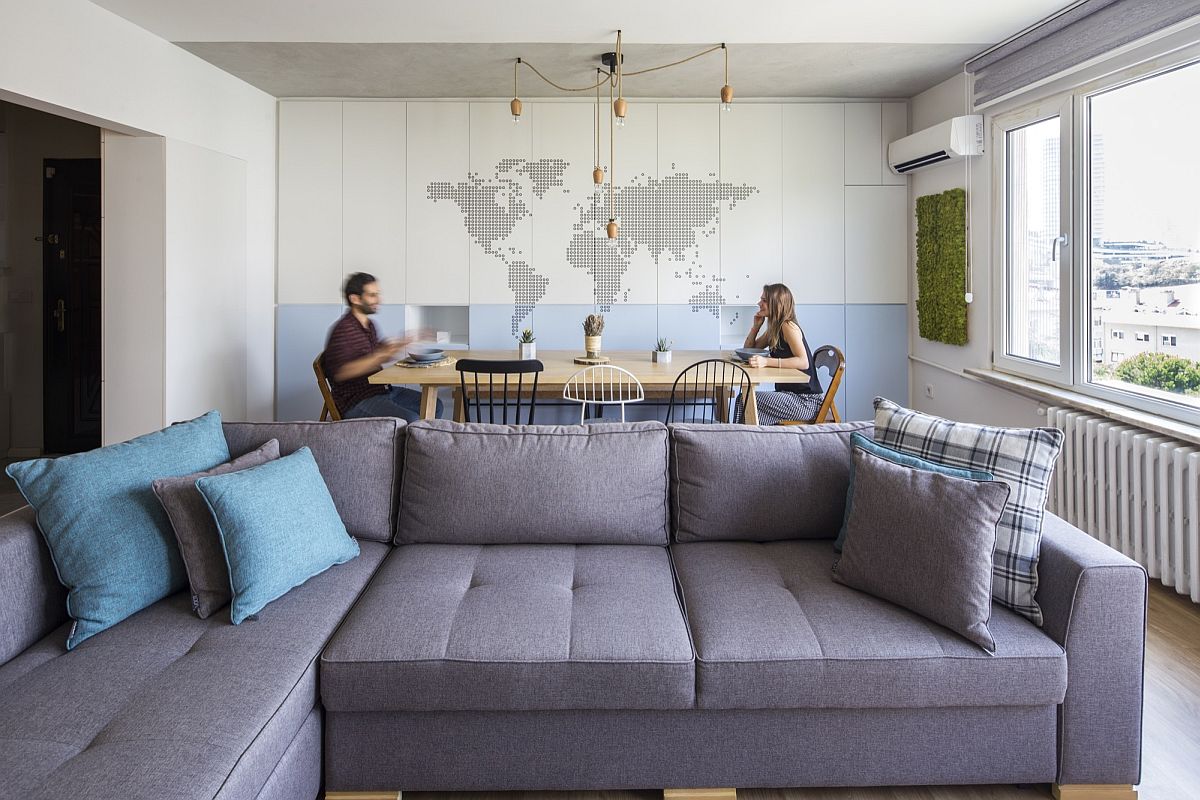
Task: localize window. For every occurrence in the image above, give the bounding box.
[996,49,1200,424]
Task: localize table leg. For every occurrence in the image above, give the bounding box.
[743,387,759,425]
[453,387,466,422]
[714,386,729,423]
[418,386,440,420]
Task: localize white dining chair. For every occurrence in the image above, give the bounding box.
[562,365,646,423]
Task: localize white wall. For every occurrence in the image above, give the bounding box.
[0,101,99,454]
[0,0,276,439]
[908,74,1044,426]
[164,140,248,426]
[101,134,165,444]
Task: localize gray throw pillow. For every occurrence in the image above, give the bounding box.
[832,445,1011,653]
[152,439,281,618]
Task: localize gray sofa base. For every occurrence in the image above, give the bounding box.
[324,705,1058,791]
[254,708,322,800]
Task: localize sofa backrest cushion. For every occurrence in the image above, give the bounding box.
[222,419,404,544]
[670,421,872,542]
[397,420,669,545]
[0,507,67,666]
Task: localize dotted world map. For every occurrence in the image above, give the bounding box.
[429,159,758,334]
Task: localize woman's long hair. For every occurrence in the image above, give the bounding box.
[763,283,798,349]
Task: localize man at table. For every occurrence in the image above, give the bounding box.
[323,272,441,421]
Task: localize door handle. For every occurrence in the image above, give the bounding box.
[53,299,65,333]
[1050,234,1069,262]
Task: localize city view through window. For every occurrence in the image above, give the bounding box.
[1006,60,1200,411]
[1089,62,1200,409]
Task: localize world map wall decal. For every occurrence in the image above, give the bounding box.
[429,158,759,335]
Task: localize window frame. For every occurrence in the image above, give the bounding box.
[989,39,1200,427]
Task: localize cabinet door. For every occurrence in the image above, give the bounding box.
[407,102,470,304]
[844,102,882,186]
[783,103,845,304]
[278,101,342,304]
[721,103,782,305]
[343,102,406,302]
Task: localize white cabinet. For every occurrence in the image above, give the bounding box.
[343,102,406,301]
[407,102,470,304]
[721,103,782,305]
[278,102,341,304]
[844,102,882,186]
[783,104,845,304]
[881,102,908,186]
[845,185,908,303]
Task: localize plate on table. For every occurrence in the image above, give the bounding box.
[406,347,445,363]
[734,347,769,363]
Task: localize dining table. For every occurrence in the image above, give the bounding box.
[370,349,803,424]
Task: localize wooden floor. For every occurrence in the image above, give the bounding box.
[403,583,1200,800]
[0,483,1194,799]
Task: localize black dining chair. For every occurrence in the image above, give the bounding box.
[456,358,544,424]
[666,359,752,424]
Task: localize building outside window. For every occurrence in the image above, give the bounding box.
[995,51,1200,423]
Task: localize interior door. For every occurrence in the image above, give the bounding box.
[43,158,101,454]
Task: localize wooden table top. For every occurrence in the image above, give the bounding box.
[371,349,797,386]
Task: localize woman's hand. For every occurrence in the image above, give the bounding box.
[748,355,770,368]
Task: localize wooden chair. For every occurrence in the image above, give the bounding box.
[667,359,752,424]
[313,353,342,421]
[778,344,845,425]
[456,358,544,424]
[563,365,646,423]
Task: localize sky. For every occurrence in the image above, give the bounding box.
[1090,60,1200,252]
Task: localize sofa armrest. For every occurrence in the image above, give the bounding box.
[1035,512,1147,785]
[0,506,67,665]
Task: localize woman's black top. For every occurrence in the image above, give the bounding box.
[768,327,823,395]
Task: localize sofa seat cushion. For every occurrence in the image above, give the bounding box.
[0,541,387,800]
[671,541,1067,710]
[321,543,695,712]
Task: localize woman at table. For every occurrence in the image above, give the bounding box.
[741,283,823,425]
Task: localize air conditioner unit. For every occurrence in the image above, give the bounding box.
[887,115,983,175]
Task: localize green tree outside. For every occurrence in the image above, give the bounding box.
[1110,351,1200,394]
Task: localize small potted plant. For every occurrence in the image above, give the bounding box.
[583,313,605,357]
[517,328,536,359]
[653,337,673,363]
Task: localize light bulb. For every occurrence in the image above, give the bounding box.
[720,85,733,113]
[510,97,522,123]
[721,103,732,113]
[615,116,625,128]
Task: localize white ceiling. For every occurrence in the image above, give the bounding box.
[85,0,1076,98]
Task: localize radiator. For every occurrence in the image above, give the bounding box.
[1047,406,1199,602]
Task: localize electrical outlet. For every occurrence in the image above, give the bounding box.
[924,384,934,399]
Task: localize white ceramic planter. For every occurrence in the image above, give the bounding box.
[652,350,672,363]
[519,342,536,359]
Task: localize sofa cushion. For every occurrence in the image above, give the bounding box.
[874,397,1065,626]
[7,411,230,650]
[321,543,695,711]
[670,421,872,543]
[397,420,670,545]
[0,507,67,665]
[152,439,281,619]
[197,447,361,624]
[222,419,404,544]
[833,444,1010,653]
[671,540,1067,710]
[0,541,388,800]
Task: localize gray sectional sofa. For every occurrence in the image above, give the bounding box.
[0,417,1147,799]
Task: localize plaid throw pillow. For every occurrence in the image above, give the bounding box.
[873,398,1064,626]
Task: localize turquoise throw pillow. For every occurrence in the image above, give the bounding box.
[196,447,360,624]
[835,432,993,551]
[6,411,230,649]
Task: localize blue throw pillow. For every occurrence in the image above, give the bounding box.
[835,432,993,551]
[196,447,360,624]
[6,411,230,649]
